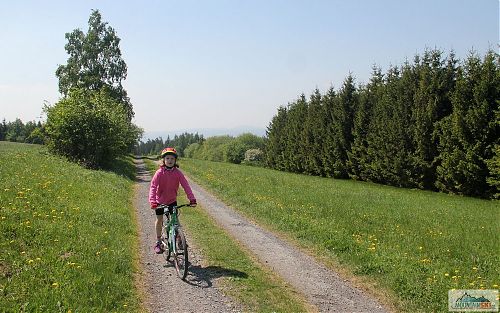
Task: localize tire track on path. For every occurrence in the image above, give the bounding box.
[187,176,390,313]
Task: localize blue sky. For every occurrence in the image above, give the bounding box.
[1,0,498,136]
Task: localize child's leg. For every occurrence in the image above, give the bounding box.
[155,214,163,240]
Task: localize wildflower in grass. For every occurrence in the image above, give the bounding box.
[52,282,59,288]
[473,266,478,270]
[445,273,449,277]
[493,284,498,288]
[28,259,34,264]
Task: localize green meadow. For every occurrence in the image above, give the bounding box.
[179,158,500,313]
[0,142,141,312]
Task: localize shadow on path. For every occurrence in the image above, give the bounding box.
[185,265,248,288]
[135,166,152,183]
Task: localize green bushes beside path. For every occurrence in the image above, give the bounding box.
[181,157,500,313]
[0,142,141,312]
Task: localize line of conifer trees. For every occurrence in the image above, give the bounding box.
[0,118,45,144]
[133,132,204,157]
[265,49,499,198]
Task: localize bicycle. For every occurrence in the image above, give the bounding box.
[157,203,190,280]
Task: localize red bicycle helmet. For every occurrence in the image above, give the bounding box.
[160,147,178,158]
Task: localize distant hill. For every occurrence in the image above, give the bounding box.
[142,126,266,141]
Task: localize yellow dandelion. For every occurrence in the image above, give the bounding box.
[52,282,59,287]
[36,258,41,261]
[477,276,482,279]
[123,304,128,307]
[28,259,34,264]
[445,273,450,277]
[492,284,498,288]
[473,267,478,270]
[419,246,423,250]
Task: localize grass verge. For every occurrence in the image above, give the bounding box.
[144,158,310,312]
[179,157,500,313]
[0,142,141,312]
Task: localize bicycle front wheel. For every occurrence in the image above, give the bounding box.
[162,221,171,262]
[173,226,188,280]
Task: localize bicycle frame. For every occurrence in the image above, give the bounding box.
[158,204,188,253]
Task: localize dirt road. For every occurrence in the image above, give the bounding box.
[134,159,389,312]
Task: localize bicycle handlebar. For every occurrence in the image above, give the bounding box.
[156,203,190,210]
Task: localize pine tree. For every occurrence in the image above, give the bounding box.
[410,50,457,189]
[321,86,337,177]
[302,89,325,175]
[283,94,308,173]
[348,67,383,180]
[265,106,288,170]
[365,64,414,186]
[435,50,500,197]
[329,75,357,178]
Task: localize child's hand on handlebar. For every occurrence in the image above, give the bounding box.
[189,199,197,207]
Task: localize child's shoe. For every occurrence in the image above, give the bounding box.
[154,240,163,254]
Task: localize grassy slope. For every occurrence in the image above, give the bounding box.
[179,158,500,313]
[0,142,141,312]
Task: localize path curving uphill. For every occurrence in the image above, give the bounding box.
[134,158,390,312]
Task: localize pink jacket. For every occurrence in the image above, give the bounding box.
[149,167,196,205]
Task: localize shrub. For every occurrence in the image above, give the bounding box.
[242,148,264,166]
[224,141,247,164]
[44,88,141,168]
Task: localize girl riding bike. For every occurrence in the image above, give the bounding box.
[149,147,197,254]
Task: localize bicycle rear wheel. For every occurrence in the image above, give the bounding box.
[173,226,188,279]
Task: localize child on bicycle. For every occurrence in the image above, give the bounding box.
[149,147,197,254]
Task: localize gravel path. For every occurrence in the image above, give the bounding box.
[134,158,390,312]
[133,159,242,313]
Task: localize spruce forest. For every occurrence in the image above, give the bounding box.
[265,49,500,199]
